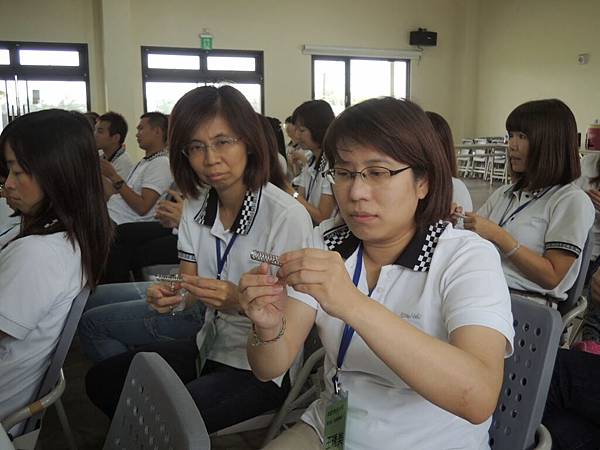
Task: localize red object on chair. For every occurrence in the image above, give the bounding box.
[572,340,600,355]
[586,123,600,150]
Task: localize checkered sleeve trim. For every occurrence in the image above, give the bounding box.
[545,241,581,257]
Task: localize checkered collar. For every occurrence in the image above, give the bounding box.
[193,187,262,235]
[308,154,328,174]
[143,149,168,161]
[323,220,449,272]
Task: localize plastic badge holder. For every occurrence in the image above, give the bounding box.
[153,274,186,315]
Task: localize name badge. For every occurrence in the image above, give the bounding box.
[324,390,348,450]
[195,319,217,375]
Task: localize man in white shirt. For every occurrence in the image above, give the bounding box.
[102,112,173,225]
[95,112,133,184]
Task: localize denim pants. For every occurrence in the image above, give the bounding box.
[79,282,205,363]
[85,339,290,433]
[582,258,600,342]
[543,349,600,449]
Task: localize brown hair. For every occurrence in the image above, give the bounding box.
[169,86,270,198]
[506,99,580,190]
[426,111,457,177]
[292,100,335,147]
[323,97,452,227]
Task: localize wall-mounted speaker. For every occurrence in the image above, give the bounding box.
[410,29,437,47]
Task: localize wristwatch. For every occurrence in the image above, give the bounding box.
[112,179,125,191]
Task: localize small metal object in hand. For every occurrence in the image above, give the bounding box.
[250,250,282,267]
[153,274,187,315]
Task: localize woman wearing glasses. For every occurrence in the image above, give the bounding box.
[86,86,314,434]
[240,98,514,449]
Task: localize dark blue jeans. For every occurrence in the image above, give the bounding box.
[543,349,600,449]
[79,282,205,363]
[85,339,290,433]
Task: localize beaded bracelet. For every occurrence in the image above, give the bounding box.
[251,317,286,346]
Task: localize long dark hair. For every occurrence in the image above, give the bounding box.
[257,114,287,190]
[0,109,113,289]
[169,85,271,199]
[323,97,451,227]
[426,111,458,177]
[506,99,580,190]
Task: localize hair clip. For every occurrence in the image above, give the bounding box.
[43,219,59,229]
[250,250,281,266]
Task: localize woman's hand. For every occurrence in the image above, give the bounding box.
[278,248,365,320]
[146,283,185,314]
[239,263,286,334]
[155,190,184,228]
[463,212,502,242]
[449,202,464,226]
[180,274,241,312]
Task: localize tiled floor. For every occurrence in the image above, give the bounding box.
[36,176,504,450]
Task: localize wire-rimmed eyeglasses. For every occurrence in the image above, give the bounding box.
[181,137,241,158]
[326,166,412,186]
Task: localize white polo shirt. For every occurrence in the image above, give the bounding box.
[107,150,173,225]
[0,233,84,424]
[289,220,514,450]
[478,183,595,300]
[0,200,19,247]
[452,177,473,212]
[294,154,333,208]
[575,153,600,260]
[177,182,313,385]
[106,146,134,180]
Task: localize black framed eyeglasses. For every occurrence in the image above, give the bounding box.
[326,166,412,186]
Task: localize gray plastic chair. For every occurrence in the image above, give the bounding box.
[3,286,91,450]
[103,352,210,450]
[558,230,593,341]
[488,296,563,450]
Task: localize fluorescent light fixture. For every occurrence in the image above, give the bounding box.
[302,44,422,60]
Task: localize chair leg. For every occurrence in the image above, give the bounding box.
[54,398,78,450]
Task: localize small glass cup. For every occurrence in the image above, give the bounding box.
[153,274,187,315]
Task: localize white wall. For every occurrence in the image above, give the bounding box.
[0,0,473,155]
[474,0,600,139]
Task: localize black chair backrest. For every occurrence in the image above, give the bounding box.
[22,286,90,434]
[489,296,562,450]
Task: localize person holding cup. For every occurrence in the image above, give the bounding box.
[85,85,313,434]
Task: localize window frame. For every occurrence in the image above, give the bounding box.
[0,40,91,110]
[311,55,411,108]
[141,46,264,113]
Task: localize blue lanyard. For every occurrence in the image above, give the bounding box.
[215,234,239,280]
[498,186,552,227]
[333,243,370,394]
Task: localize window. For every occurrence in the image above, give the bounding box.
[312,56,410,115]
[141,46,264,114]
[0,41,90,131]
